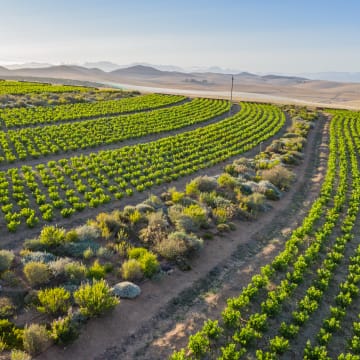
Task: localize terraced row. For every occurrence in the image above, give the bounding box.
[0,98,229,164]
[0,102,285,232]
[0,80,89,95]
[0,93,186,127]
[170,109,360,360]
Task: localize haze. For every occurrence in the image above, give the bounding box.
[1,0,360,73]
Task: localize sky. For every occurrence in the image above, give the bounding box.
[0,0,359,73]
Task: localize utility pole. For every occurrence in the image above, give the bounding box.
[229,75,234,116]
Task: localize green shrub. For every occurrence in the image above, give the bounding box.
[0,296,16,318]
[39,225,66,247]
[182,204,208,228]
[188,331,210,358]
[217,173,238,189]
[185,176,218,196]
[23,262,50,287]
[138,252,160,278]
[23,323,51,355]
[121,259,143,281]
[37,287,71,315]
[83,247,94,259]
[50,315,78,345]
[87,260,106,280]
[269,336,289,354]
[64,262,87,284]
[128,247,148,260]
[1,270,20,287]
[11,349,32,360]
[0,319,23,350]
[74,279,119,317]
[0,249,15,272]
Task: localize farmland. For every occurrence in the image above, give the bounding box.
[1,79,360,360]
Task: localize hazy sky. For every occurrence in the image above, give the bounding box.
[1,0,359,73]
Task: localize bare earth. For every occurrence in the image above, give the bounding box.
[37,112,328,360]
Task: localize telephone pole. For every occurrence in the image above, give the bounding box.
[229,75,234,116]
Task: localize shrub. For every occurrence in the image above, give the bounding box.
[156,232,203,260]
[0,249,15,272]
[128,247,148,260]
[75,224,100,241]
[269,336,289,354]
[39,225,66,248]
[121,259,143,281]
[182,204,208,229]
[186,176,218,196]
[217,223,231,233]
[48,257,73,277]
[74,279,119,317]
[129,209,143,225]
[0,319,23,350]
[87,260,106,280]
[23,262,50,287]
[127,248,159,278]
[217,173,238,190]
[21,250,55,265]
[244,193,266,213]
[188,331,210,358]
[1,270,20,287]
[64,262,87,284]
[83,247,94,259]
[65,229,79,242]
[23,323,51,355]
[261,165,295,191]
[50,315,78,345]
[37,287,71,315]
[175,215,198,233]
[138,252,160,278]
[11,350,32,360]
[0,296,16,318]
[95,212,121,239]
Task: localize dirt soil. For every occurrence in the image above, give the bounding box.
[36,114,328,360]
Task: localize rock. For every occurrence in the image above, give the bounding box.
[111,281,141,299]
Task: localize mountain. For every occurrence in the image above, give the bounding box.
[1,64,360,108]
[83,61,121,72]
[5,62,53,70]
[298,72,360,83]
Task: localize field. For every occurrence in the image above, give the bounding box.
[1,80,360,360]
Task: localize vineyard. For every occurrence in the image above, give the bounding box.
[1,79,360,360]
[168,109,360,359]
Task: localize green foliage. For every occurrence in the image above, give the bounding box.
[121,259,143,281]
[10,350,32,360]
[50,315,78,345]
[269,336,289,354]
[0,296,16,318]
[0,249,15,272]
[188,331,210,358]
[0,319,24,350]
[37,287,71,315]
[23,261,50,287]
[87,259,106,280]
[64,262,87,284]
[74,279,119,317]
[39,225,66,247]
[182,204,208,228]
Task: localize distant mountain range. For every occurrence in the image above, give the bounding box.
[2,61,360,83]
[1,63,360,108]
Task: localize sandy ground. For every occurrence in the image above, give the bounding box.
[104,82,360,110]
[36,112,327,360]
